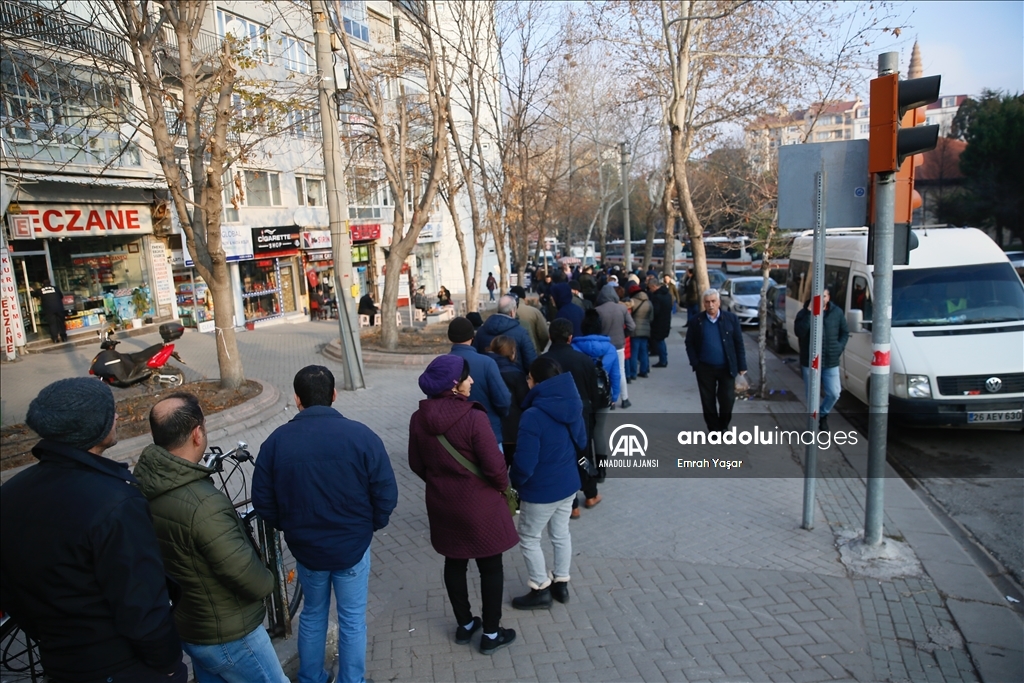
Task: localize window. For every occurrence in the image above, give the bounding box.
[287,108,321,139]
[892,263,1024,326]
[856,108,869,118]
[815,131,829,141]
[223,171,240,222]
[851,275,872,321]
[859,123,870,135]
[244,171,282,206]
[941,96,956,109]
[216,11,269,59]
[341,1,370,43]
[296,176,324,206]
[281,36,314,74]
[347,169,389,219]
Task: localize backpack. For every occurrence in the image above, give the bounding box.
[593,356,612,409]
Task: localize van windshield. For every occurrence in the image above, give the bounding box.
[892,262,1024,326]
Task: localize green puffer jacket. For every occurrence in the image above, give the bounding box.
[134,444,274,645]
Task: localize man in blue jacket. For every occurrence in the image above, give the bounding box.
[448,316,512,445]
[253,366,398,683]
[684,289,747,432]
[473,295,537,371]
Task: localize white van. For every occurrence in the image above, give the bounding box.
[786,227,1024,427]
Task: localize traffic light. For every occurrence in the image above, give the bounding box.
[868,73,941,173]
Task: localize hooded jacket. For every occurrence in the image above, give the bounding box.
[595,285,635,349]
[252,406,399,571]
[473,313,538,371]
[408,395,519,559]
[572,334,621,404]
[0,440,182,681]
[511,373,588,504]
[134,444,274,646]
[553,284,584,338]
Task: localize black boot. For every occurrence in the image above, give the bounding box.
[479,627,516,655]
[512,587,552,610]
[550,581,570,604]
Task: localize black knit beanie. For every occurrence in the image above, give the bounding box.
[27,378,116,451]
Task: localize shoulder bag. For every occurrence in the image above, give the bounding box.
[436,435,518,517]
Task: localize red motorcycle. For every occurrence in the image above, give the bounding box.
[89,322,186,388]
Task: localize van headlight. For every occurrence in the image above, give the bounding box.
[893,373,932,399]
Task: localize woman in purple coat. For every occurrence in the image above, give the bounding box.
[408,355,519,655]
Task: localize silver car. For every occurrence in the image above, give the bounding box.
[720,276,776,325]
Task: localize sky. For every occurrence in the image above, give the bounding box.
[869,1,1023,97]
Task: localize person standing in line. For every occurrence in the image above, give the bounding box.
[134,393,288,683]
[33,279,67,343]
[408,355,519,655]
[649,276,674,368]
[447,317,511,446]
[473,295,538,371]
[486,272,497,301]
[510,358,587,609]
[594,283,635,408]
[627,283,652,379]
[794,285,849,431]
[487,335,530,467]
[253,366,398,683]
[683,268,701,321]
[509,286,550,355]
[0,378,187,682]
[684,289,747,432]
[663,272,679,315]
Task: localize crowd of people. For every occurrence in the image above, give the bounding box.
[0,262,759,682]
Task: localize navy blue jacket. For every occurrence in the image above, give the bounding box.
[553,284,584,338]
[511,373,587,504]
[684,310,747,378]
[473,314,537,371]
[252,406,398,571]
[449,344,511,441]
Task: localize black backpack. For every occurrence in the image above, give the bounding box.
[593,357,612,409]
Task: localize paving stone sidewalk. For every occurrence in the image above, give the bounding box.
[2,314,1020,682]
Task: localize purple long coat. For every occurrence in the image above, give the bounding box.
[408,394,519,560]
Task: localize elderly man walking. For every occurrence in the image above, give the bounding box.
[684,289,747,431]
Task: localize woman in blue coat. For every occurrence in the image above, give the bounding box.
[571,309,621,405]
[510,358,587,610]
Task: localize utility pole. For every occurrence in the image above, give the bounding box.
[620,142,631,272]
[801,169,826,530]
[312,0,364,390]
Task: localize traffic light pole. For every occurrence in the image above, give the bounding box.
[312,0,364,390]
[864,51,900,546]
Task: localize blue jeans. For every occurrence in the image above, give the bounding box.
[489,289,495,301]
[801,365,842,417]
[632,337,649,374]
[183,626,288,683]
[652,338,667,365]
[296,547,371,683]
[625,351,637,379]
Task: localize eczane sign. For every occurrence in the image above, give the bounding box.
[8,203,153,239]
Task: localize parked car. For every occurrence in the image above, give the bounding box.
[720,276,775,325]
[764,283,790,352]
[676,268,727,297]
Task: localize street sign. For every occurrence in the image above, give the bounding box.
[778,141,870,230]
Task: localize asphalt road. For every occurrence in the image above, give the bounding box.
[749,329,1024,589]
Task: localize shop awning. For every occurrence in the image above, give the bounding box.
[11,173,168,190]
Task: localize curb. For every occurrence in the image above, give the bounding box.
[323,338,437,366]
[0,379,281,484]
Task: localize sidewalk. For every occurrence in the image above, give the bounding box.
[1,315,1021,682]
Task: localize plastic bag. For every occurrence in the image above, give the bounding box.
[734,373,750,394]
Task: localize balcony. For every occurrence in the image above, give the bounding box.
[0,0,128,64]
[156,24,224,63]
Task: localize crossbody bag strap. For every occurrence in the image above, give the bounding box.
[436,434,485,481]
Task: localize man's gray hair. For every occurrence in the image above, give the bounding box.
[498,295,518,316]
[702,288,720,301]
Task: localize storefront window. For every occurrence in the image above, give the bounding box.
[48,236,150,330]
[174,270,214,328]
[240,259,281,321]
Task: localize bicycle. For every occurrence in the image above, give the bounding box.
[203,442,304,637]
[0,611,43,682]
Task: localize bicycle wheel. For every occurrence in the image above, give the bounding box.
[1,619,45,681]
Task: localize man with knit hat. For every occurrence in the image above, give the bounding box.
[448,316,511,445]
[0,378,187,682]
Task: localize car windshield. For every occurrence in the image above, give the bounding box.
[733,279,773,295]
[892,262,1024,326]
[708,271,727,289]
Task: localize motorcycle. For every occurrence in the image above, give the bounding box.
[89,322,186,388]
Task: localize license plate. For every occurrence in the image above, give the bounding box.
[968,410,1023,423]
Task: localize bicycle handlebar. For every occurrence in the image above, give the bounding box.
[202,441,252,471]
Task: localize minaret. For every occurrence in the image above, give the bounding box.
[908,41,923,78]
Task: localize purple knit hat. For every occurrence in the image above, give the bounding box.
[418,354,467,397]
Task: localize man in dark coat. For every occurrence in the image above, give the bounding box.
[552,281,583,338]
[648,277,674,367]
[358,290,378,325]
[33,279,67,342]
[794,285,849,431]
[449,316,512,444]
[473,296,537,371]
[684,289,747,431]
[253,366,398,683]
[0,378,187,682]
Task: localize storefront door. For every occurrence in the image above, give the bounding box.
[12,253,49,337]
[280,262,297,313]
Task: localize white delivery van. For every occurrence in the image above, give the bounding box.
[786,227,1024,427]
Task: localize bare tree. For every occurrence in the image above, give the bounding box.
[334,0,450,350]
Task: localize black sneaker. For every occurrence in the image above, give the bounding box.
[819,415,830,431]
[479,627,516,655]
[455,616,481,644]
[550,581,569,604]
[638,372,649,378]
[512,587,552,610]
[621,399,632,409]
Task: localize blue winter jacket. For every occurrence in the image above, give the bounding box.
[572,334,621,403]
[473,314,537,371]
[554,284,584,338]
[449,344,511,441]
[252,406,398,571]
[511,372,587,504]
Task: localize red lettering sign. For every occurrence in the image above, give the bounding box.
[9,204,153,238]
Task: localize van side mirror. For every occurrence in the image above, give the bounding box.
[847,309,865,333]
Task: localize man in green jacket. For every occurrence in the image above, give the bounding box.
[134,392,289,683]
